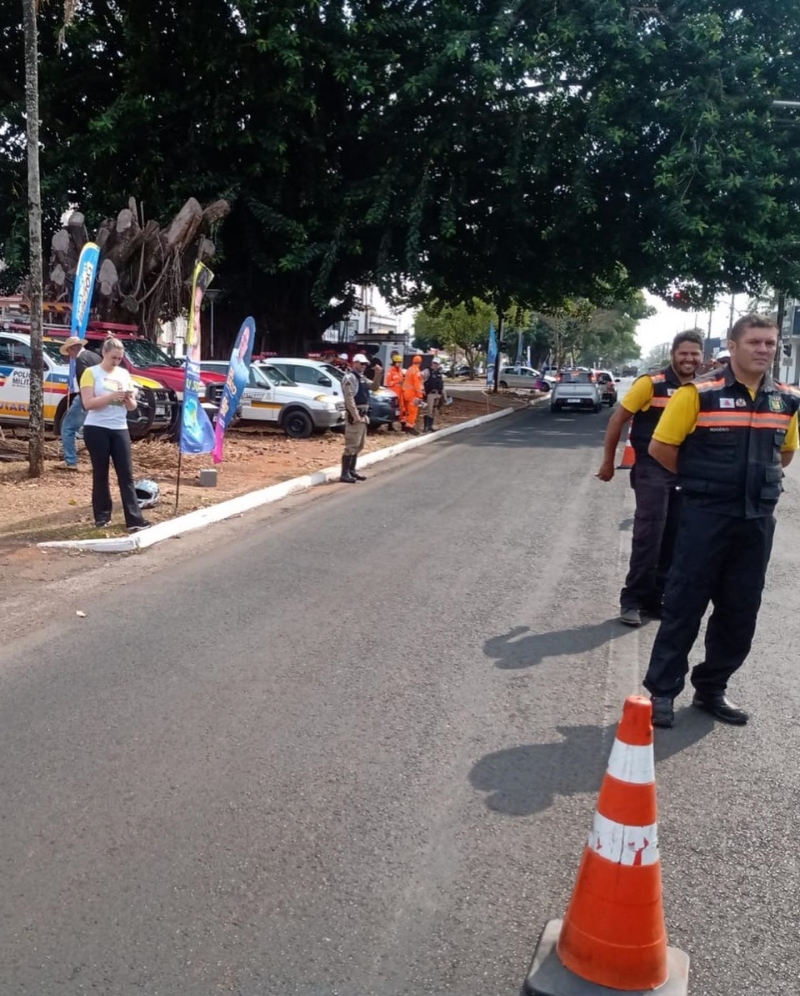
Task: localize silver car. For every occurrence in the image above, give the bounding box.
[498,365,550,390]
[550,370,603,413]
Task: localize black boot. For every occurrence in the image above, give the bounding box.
[351,457,366,481]
[340,455,357,483]
[423,416,433,433]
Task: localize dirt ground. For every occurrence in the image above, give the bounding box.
[0,392,534,571]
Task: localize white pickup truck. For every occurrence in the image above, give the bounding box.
[201,361,346,438]
[549,370,603,413]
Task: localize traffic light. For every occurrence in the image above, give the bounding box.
[671,290,690,309]
[783,342,792,358]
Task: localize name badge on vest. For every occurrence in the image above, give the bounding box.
[719,398,735,409]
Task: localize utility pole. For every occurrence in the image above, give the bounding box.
[728,293,736,334]
[22,0,44,477]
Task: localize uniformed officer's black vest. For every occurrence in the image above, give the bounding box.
[677,367,800,518]
[425,369,444,396]
[350,372,370,407]
[629,365,683,457]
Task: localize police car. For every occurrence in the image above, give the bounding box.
[0,331,176,439]
[200,360,346,438]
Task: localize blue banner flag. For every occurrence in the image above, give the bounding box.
[212,317,255,464]
[486,322,498,387]
[68,242,100,392]
[180,261,217,454]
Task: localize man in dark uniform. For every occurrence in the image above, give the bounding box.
[421,355,446,433]
[596,331,704,626]
[643,315,799,728]
[340,352,382,483]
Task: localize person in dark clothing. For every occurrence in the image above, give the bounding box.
[643,315,799,728]
[421,356,447,432]
[596,331,704,627]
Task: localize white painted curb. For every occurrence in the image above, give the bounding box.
[38,405,517,554]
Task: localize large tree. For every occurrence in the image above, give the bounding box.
[3,2,800,353]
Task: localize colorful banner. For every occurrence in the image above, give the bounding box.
[486,321,498,387]
[212,317,255,464]
[180,261,217,454]
[68,241,100,392]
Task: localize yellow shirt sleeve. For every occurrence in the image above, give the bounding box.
[651,385,700,446]
[782,412,799,452]
[79,367,95,389]
[620,376,655,414]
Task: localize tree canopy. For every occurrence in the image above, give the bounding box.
[2,1,800,353]
[414,290,648,369]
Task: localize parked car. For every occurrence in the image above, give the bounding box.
[593,369,620,406]
[268,357,400,427]
[0,331,176,439]
[498,365,552,391]
[201,361,346,438]
[45,327,226,421]
[550,369,603,413]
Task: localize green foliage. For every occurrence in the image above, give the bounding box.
[413,298,495,368]
[2,2,800,351]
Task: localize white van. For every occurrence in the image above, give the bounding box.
[200,361,345,438]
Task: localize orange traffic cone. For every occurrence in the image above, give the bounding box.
[523,696,689,996]
[617,424,636,469]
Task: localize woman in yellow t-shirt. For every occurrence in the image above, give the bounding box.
[79,337,151,532]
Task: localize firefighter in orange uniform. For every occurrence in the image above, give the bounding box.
[402,355,425,434]
[385,353,407,428]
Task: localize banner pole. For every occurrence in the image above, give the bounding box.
[174,448,182,514]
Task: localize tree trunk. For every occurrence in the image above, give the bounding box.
[23,0,44,478]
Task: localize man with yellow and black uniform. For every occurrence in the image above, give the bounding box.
[643,315,799,729]
[597,331,703,627]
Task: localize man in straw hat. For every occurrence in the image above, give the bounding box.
[59,336,100,470]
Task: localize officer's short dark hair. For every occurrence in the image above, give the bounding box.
[671,330,703,353]
[729,314,778,342]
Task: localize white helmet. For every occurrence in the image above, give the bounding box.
[134,479,160,509]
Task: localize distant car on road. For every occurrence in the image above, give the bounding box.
[550,370,603,413]
[593,369,620,406]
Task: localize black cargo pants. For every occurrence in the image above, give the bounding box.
[620,456,682,611]
[643,505,775,699]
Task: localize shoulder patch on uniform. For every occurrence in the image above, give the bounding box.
[769,395,786,413]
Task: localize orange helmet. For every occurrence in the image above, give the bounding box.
[412,355,422,364]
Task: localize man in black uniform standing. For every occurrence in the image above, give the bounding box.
[421,356,446,433]
[643,315,799,728]
[596,331,703,626]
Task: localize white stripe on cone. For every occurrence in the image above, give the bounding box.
[606,739,655,785]
[588,813,659,867]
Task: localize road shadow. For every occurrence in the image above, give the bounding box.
[618,516,634,531]
[470,710,714,816]
[484,621,640,670]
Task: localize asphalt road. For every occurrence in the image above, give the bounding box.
[2,397,799,996]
